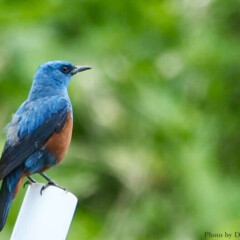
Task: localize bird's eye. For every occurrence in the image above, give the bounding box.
[60,66,71,74]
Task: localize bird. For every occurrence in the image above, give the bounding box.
[0,60,91,231]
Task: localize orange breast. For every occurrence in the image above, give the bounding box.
[45,111,73,163]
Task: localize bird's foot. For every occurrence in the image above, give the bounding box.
[40,181,66,195]
[23,181,31,188]
[23,176,37,188]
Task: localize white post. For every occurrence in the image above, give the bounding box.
[10,183,78,240]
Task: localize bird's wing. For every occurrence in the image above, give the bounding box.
[0,96,71,179]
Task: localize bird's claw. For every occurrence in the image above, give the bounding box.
[23,177,37,188]
[23,180,32,188]
[40,181,66,195]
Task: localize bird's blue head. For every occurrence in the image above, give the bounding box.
[29,60,91,99]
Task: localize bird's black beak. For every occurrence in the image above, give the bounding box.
[71,65,91,75]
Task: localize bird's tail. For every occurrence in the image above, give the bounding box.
[0,171,24,231]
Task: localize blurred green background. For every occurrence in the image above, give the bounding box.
[0,0,240,239]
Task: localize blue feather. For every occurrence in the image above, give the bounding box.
[16,96,71,138]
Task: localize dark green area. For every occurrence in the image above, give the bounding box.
[0,0,240,239]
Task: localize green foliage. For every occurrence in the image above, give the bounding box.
[0,0,239,239]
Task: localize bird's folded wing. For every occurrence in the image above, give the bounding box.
[0,98,69,179]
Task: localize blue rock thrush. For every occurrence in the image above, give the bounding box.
[0,61,91,231]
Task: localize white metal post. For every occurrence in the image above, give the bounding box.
[10,183,78,240]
